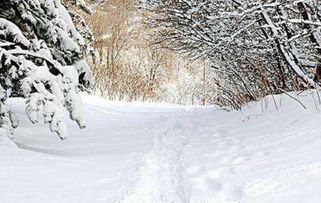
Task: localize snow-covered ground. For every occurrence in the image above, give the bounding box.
[1,92,321,203]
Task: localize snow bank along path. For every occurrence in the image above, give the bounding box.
[1,92,321,203]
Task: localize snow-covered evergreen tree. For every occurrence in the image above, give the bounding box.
[0,0,93,140]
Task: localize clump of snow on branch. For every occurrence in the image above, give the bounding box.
[0,0,93,140]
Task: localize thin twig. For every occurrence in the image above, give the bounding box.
[277,88,307,109]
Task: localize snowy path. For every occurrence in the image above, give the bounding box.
[120,117,190,203]
[1,94,321,203]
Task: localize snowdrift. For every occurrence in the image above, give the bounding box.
[1,92,321,203]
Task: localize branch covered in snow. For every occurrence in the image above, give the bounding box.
[141,0,321,108]
[0,0,93,140]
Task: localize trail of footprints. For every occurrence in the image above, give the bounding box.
[187,127,269,202]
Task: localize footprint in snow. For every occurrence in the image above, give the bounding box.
[191,174,243,202]
[191,176,224,195]
[222,183,243,201]
[217,141,229,149]
[231,156,247,165]
[187,165,204,177]
[204,150,226,158]
[228,144,242,152]
[217,127,229,135]
[205,178,223,192]
[207,167,234,179]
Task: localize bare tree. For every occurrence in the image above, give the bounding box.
[141,0,321,108]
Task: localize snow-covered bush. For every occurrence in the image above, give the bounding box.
[90,0,217,105]
[141,0,321,109]
[0,0,93,140]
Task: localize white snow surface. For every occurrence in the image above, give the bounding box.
[1,92,321,203]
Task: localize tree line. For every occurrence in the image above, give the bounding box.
[141,0,321,108]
